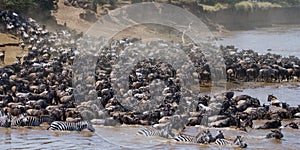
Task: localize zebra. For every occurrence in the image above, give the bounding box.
[48,121,95,132]
[215,130,224,139]
[173,130,212,144]
[11,114,27,126]
[0,111,12,127]
[20,116,52,126]
[174,133,205,143]
[137,127,174,138]
[0,110,6,117]
[215,135,247,148]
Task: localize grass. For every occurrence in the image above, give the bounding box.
[234,1,281,11]
[0,33,19,45]
[200,3,228,12]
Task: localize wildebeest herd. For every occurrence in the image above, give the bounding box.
[0,9,300,148]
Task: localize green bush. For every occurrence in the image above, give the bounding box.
[234,1,253,11]
[197,0,300,6]
[0,0,55,16]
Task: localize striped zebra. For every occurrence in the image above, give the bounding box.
[11,114,27,126]
[0,110,6,117]
[173,133,205,143]
[20,116,52,126]
[137,127,174,138]
[173,130,212,144]
[215,135,247,148]
[215,130,224,139]
[48,121,95,132]
[0,111,12,127]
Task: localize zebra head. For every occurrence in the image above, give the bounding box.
[86,122,95,132]
[202,129,214,143]
[159,125,175,138]
[233,135,247,148]
[195,130,212,144]
[215,130,224,139]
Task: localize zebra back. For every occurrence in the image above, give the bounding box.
[48,121,95,132]
[174,134,197,143]
[174,133,205,143]
[137,128,161,137]
[215,136,247,148]
[137,127,173,138]
[76,121,95,132]
[173,129,215,144]
[21,116,53,126]
[40,116,52,125]
[215,138,231,146]
[11,114,27,126]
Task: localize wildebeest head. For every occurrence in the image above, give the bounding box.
[267,94,277,102]
[266,129,284,139]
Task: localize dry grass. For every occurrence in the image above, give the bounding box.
[51,0,93,33]
[234,1,281,11]
[0,33,27,66]
[0,33,19,45]
[200,3,228,12]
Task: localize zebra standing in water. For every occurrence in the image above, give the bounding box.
[11,114,27,126]
[215,135,247,148]
[137,126,174,138]
[20,116,52,126]
[173,130,213,144]
[11,114,52,127]
[48,121,95,132]
[0,110,12,127]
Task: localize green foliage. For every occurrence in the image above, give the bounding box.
[34,0,56,12]
[234,1,282,11]
[197,0,243,6]
[0,0,36,12]
[197,0,300,6]
[94,0,116,6]
[0,0,55,16]
[234,1,253,11]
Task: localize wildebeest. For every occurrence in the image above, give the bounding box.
[257,69,278,82]
[266,129,284,139]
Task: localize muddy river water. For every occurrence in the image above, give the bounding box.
[1,25,300,149]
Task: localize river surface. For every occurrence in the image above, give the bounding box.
[217,25,300,58]
[1,122,300,149]
[1,25,300,149]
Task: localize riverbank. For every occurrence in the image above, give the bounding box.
[49,1,300,33]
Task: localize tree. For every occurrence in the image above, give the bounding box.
[0,0,55,17]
